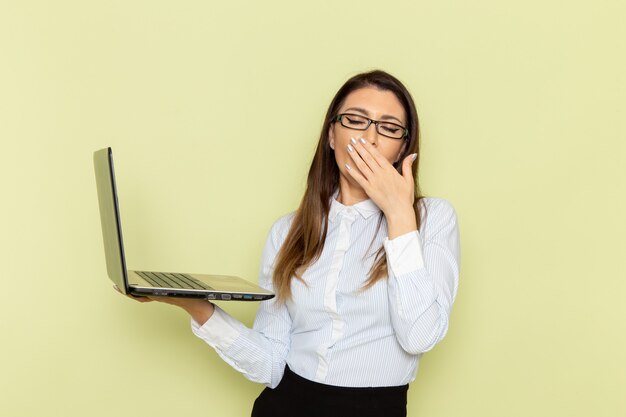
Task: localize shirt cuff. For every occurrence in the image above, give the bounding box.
[383,230,425,276]
[191,304,241,349]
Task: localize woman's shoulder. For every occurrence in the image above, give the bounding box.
[267,211,297,241]
[417,196,459,234]
[419,196,457,212]
[272,211,296,227]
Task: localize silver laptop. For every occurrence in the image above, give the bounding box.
[93,147,274,301]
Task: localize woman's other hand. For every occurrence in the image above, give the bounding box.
[113,286,215,325]
[345,138,418,239]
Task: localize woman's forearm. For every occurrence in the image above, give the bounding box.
[181,300,215,325]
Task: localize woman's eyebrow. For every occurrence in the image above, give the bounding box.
[343,107,404,124]
[344,106,369,116]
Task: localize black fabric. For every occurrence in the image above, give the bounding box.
[251,366,408,417]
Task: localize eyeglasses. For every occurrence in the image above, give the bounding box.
[335,113,408,140]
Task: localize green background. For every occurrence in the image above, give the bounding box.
[1,1,624,416]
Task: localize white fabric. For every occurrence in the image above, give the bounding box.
[191,193,461,388]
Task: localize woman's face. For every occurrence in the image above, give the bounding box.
[329,87,407,181]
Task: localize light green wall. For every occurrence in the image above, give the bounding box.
[1,1,624,416]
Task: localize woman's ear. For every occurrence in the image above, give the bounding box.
[328,126,335,150]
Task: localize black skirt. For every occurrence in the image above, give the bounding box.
[251,366,408,417]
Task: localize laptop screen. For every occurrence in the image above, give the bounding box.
[93,147,129,294]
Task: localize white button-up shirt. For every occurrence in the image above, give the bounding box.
[191,193,460,388]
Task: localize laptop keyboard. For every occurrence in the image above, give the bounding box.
[135,271,214,290]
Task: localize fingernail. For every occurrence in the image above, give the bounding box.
[347,144,354,152]
[359,138,367,144]
[345,163,352,170]
[350,137,357,145]
[412,153,417,161]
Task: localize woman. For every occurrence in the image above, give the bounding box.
[127,70,461,417]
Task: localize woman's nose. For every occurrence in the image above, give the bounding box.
[363,125,379,146]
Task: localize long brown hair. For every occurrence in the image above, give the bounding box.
[273,70,425,302]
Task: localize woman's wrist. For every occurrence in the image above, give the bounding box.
[181,299,215,326]
[384,204,417,240]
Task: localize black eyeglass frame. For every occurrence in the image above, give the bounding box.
[335,113,409,140]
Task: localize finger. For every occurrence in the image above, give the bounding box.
[356,137,392,169]
[129,295,154,303]
[346,142,374,178]
[114,285,153,303]
[351,137,382,173]
[402,153,417,182]
[126,292,154,302]
[344,163,370,190]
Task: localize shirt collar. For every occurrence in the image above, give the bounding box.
[328,189,381,222]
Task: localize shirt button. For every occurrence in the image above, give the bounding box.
[346,208,353,214]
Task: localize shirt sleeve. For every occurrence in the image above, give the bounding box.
[190,215,293,388]
[383,199,461,354]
